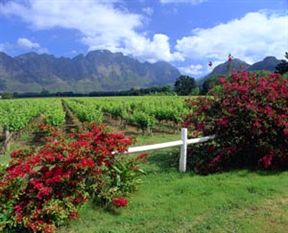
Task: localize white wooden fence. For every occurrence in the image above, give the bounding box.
[125,128,215,172]
[1,128,214,172]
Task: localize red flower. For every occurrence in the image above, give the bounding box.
[136,153,148,161]
[216,117,229,127]
[1,124,133,232]
[42,225,56,233]
[259,153,273,168]
[219,77,226,84]
[36,187,53,199]
[78,158,96,169]
[112,197,128,208]
[283,128,288,137]
[69,211,79,219]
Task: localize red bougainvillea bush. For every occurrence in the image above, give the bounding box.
[184,72,288,174]
[0,124,144,233]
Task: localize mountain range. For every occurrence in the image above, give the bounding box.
[0,50,180,93]
[197,56,282,86]
[204,56,281,78]
[0,50,283,93]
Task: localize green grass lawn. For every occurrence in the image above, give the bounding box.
[56,134,288,233]
[1,133,287,233]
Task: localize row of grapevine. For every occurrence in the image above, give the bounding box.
[65,99,103,124]
[65,96,189,132]
[43,99,66,126]
[0,98,65,132]
[0,96,188,135]
[0,99,44,132]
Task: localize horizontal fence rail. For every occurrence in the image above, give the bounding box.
[119,128,215,172]
[127,135,215,154]
[127,140,183,153]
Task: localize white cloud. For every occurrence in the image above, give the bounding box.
[0,0,180,62]
[179,64,205,76]
[176,12,288,64]
[17,38,40,49]
[17,37,48,53]
[160,0,207,4]
[85,33,183,62]
[123,33,184,62]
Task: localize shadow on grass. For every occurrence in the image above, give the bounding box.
[250,169,285,176]
[88,200,124,216]
[145,148,286,177]
[146,148,180,172]
[211,168,284,177]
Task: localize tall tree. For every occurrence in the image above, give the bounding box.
[174,75,196,95]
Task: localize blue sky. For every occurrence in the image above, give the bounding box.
[0,0,287,78]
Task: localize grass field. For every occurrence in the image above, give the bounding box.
[54,134,288,233]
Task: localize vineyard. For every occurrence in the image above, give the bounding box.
[65,96,188,133]
[0,96,188,153]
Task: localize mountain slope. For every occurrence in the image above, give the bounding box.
[247,56,281,72]
[200,56,282,84]
[0,50,180,93]
[205,58,251,79]
[199,56,283,93]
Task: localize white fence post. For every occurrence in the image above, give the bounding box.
[179,128,188,172]
[4,129,11,152]
[118,128,214,173]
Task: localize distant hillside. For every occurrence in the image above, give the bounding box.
[200,56,282,85]
[0,50,180,93]
[247,56,281,72]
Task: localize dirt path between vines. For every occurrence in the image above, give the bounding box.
[61,99,84,134]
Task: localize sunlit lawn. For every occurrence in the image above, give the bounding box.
[56,134,288,233]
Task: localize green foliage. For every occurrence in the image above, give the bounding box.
[94,155,146,206]
[190,86,200,96]
[0,99,44,131]
[130,112,156,133]
[66,100,103,123]
[43,100,66,126]
[174,75,197,95]
[65,96,189,133]
[1,92,13,99]
[0,98,66,131]
[201,76,220,95]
